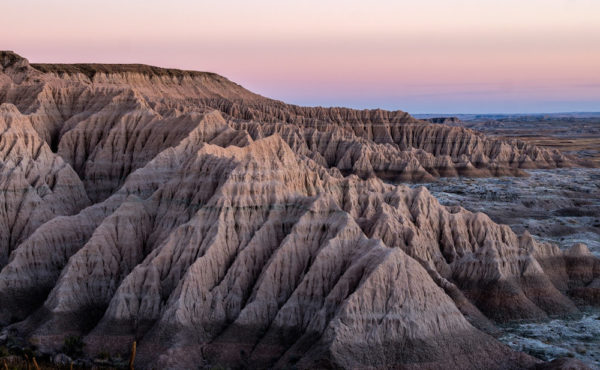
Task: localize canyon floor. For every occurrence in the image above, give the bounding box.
[1,51,599,369]
[414,167,600,256]
[500,309,600,368]
[412,167,600,368]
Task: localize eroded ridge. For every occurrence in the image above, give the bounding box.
[0,51,598,369]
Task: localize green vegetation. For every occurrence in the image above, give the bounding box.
[61,336,85,358]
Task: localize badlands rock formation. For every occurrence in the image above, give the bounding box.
[0,51,598,369]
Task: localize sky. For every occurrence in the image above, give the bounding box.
[2,0,600,114]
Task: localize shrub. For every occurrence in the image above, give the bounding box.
[62,336,85,358]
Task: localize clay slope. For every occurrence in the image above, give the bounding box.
[0,51,598,369]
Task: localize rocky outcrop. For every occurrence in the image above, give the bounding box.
[0,51,597,369]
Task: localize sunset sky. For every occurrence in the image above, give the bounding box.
[2,0,599,113]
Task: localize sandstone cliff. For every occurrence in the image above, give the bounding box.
[0,51,597,369]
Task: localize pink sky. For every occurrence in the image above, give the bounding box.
[2,0,599,113]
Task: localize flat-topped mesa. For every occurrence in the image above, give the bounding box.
[29,63,221,81]
[423,116,463,125]
[28,62,253,95]
[0,50,221,82]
